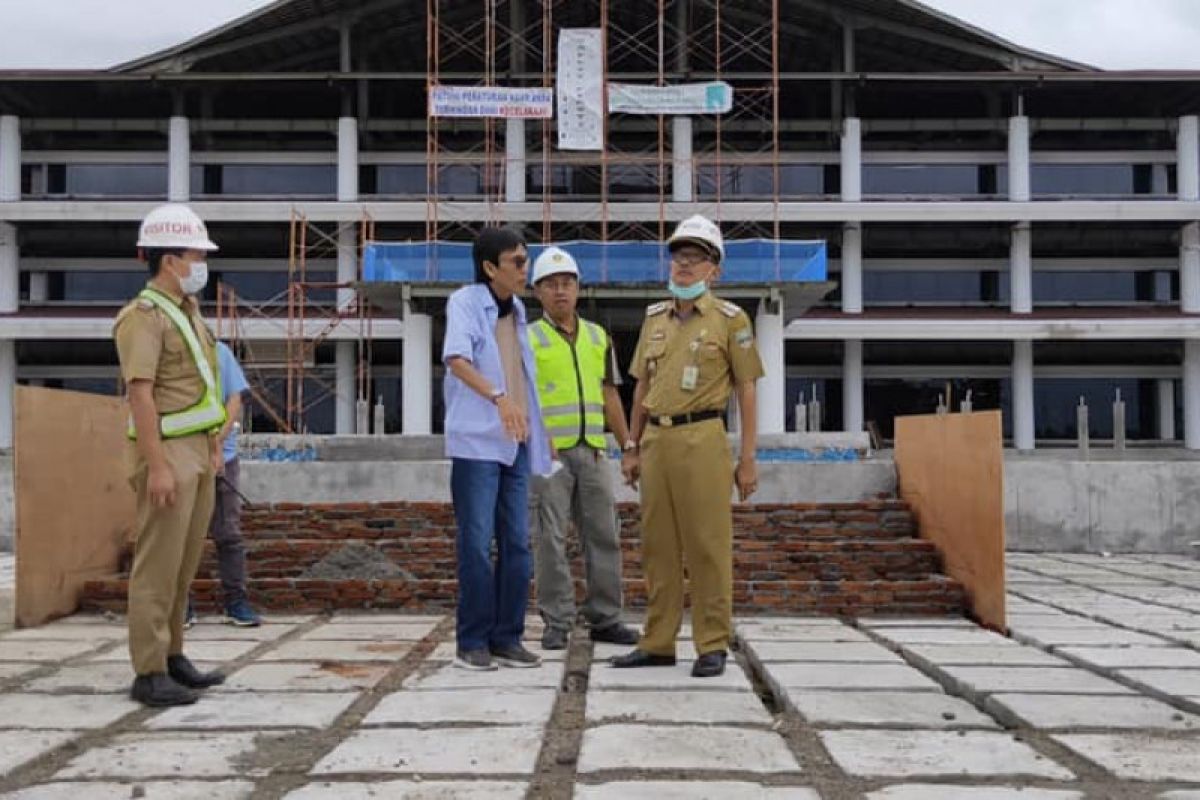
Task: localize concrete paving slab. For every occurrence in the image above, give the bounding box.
[856,617,975,627]
[985,693,1200,730]
[869,628,1011,646]
[784,690,999,729]
[363,688,556,726]
[0,662,42,681]
[741,640,903,663]
[1119,668,1200,697]
[1006,615,1104,629]
[1053,732,1200,781]
[577,724,800,774]
[736,623,870,642]
[431,641,567,662]
[22,662,218,694]
[285,781,526,799]
[1012,627,1168,647]
[0,625,125,642]
[312,727,544,775]
[0,640,106,662]
[0,693,139,729]
[184,623,299,641]
[588,662,752,691]
[258,640,414,662]
[406,662,563,690]
[866,786,1083,799]
[936,666,1134,698]
[147,691,358,729]
[1160,792,1200,799]
[1058,645,1200,669]
[56,731,285,779]
[574,782,817,799]
[586,689,773,725]
[820,730,1074,779]
[902,644,1067,667]
[299,622,438,641]
[0,731,78,776]
[592,641,694,662]
[330,613,445,624]
[3,781,256,799]
[90,640,259,663]
[762,663,942,692]
[214,662,389,693]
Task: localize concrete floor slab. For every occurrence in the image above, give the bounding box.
[90,640,259,663]
[0,640,106,662]
[312,727,545,775]
[0,693,139,729]
[866,786,1083,799]
[1012,627,1168,647]
[870,628,1011,646]
[258,640,413,662]
[736,623,871,642]
[216,662,389,692]
[299,622,438,641]
[1,625,125,642]
[406,662,563,690]
[184,623,299,641]
[902,644,1067,667]
[1119,668,1200,697]
[985,693,1200,730]
[0,662,42,681]
[431,641,567,662]
[1058,646,1200,669]
[329,613,446,624]
[820,730,1074,779]
[857,617,974,627]
[363,688,556,726]
[1053,733,1200,781]
[586,689,773,725]
[785,690,999,729]
[0,731,78,777]
[1160,792,1200,799]
[588,662,752,691]
[285,781,527,799]
[56,732,284,779]
[591,641,693,662]
[577,724,800,774]
[147,691,359,729]
[1006,615,1105,629]
[3,781,256,799]
[936,666,1134,698]
[763,663,941,692]
[741,641,903,663]
[23,662,218,694]
[574,782,817,798]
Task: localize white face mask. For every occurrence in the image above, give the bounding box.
[179,260,209,295]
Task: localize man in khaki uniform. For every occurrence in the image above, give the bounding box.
[114,204,229,706]
[611,214,764,678]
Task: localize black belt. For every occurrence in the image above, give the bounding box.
[647,409,725,428]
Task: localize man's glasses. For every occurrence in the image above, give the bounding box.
[671,251,712,267]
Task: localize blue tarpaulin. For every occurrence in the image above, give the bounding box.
[362,239,826,284]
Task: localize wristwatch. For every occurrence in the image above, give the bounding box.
[488,388,506,405]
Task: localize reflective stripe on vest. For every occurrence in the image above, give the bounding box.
[530,317,607,450]
[127,288,227,440]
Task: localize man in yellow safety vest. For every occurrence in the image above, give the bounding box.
[114,203,229,706]
[528,246,639,650]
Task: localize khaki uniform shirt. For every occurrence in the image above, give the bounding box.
[629,291,765,416]
[113,283,217,416]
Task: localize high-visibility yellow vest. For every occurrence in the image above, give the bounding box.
[529,317,607,450]
[126,288,227,440]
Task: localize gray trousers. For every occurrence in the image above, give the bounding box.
[208,457,247,606]
[531,445,624,632]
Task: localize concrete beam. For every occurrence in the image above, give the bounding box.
[0,315,403,340]
[785,316,1200,341]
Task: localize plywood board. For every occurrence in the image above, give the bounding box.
[894,410,1006,631]
[14,386,135,627]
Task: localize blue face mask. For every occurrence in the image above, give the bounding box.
[668,279,708,301]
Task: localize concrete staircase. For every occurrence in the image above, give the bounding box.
[81,499,965,617]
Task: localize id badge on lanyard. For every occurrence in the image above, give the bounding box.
[681,329,706,391]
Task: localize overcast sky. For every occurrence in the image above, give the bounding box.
[0,0,1198,71]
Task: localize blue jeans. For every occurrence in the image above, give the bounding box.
[451,445,531,652]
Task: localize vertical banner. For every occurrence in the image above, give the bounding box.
[557,29,604,151]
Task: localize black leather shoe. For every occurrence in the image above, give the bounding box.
[590,622,639,646]
[167,654,225,689]
[130,673,199,707]
[541,627,569,650]
[610,649,676,668]
[692,650,727,678]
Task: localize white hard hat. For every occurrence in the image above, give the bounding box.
[667,214,724,263]
[531,246,580,285]
[137,204,218,251]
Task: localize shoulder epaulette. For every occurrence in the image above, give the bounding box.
[646,301,669,316]
[719,300,741,318]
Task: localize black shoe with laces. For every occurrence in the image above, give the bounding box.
[691,650,727,678]
[490,643,542,668]
[609,649,676,668]
[130,673,199,707]
[167,654,225,689]
[541,627,569,650]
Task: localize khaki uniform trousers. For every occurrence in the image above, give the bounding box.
[637,417,734,657]
[127,433,215,675]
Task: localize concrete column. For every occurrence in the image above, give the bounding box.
[337,225,357,310]
[840,117,861,202]
[843,339,864,434]
[335,340,356,435]
[1158,377,1177,441]
[1010,221,1033,314]
[337,116,359,202]
[28,271,48,303]
[1012,339,1035,451]
[167,115,190,202]
[0,222,17,313]
[402,305,433,435]
[1181,221,1200,313]
[841,222,862,313]
[672,117,694,202]
[755,299,786,435]
[1186,340,1200,450]
[0,115,19,202]
[0,339,12,449]
[1178,115,1199,202]
[1008,115,1030,202]
[505,119,526,202]
[1153,164,1171,196]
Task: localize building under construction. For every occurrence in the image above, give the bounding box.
[1,0,1200,448]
